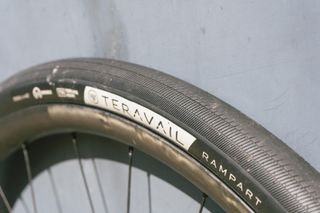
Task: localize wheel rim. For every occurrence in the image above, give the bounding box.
[0,104,253,212]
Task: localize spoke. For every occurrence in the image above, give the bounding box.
[147,173,152,213]
[0,186,12,212]
[20,197,31,213]
[48,168,63,213]
[22,144,37,213]
[198,193,207,213]
[92,159,109,213]
[126,147,134,213]
[72,133,95,213]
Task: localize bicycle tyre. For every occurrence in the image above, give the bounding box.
[0,58,319,212]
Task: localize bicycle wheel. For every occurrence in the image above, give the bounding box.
[0,58,319,212]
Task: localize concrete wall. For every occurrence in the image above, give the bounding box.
[0,1,319,211]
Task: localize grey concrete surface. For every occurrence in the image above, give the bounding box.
[0,0,319,211]
[1,0,318,170]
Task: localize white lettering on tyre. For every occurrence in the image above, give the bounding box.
[84,86,196,151]
[32,87,53,99]
[56,87,79,99]
[202,151,262,207]
[12,93,30,102]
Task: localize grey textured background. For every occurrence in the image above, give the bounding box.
[0,1,319,211]
[2,0,318,169]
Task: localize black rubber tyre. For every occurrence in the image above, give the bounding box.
[0,58,319,213]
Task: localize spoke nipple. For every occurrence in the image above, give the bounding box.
[72,132,77,140]
[21,143,28,150]
[128,147,134,156]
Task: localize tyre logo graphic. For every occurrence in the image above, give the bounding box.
[32,87,53,99]
[84,86,196,151]
[88,90,99,104]
[56,87,79,99]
